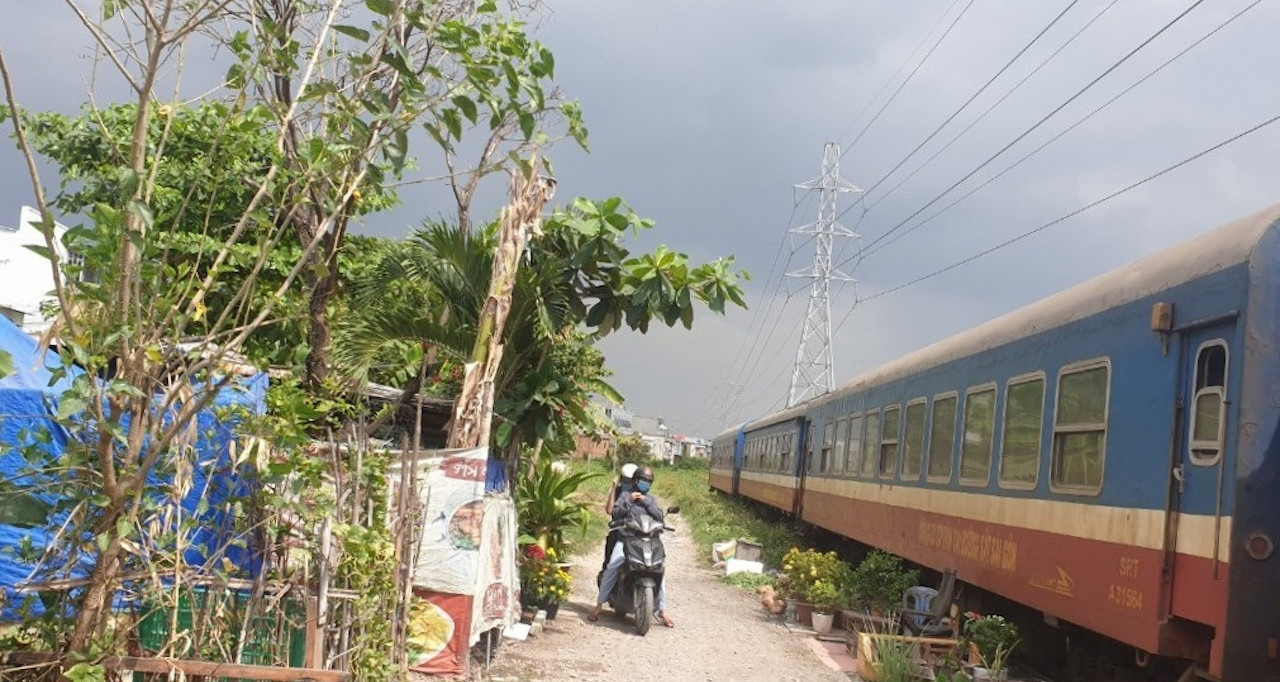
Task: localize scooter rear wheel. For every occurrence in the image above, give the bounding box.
[634,584,653,636]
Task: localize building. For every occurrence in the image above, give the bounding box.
[0,206,74,333]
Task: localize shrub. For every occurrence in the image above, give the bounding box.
[962,612,1019,671]
[519,545,572,606]
[778,548,851,603]
[807,580,845,613]
[848,550,919,609]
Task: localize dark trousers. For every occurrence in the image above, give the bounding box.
[602,530,620,570]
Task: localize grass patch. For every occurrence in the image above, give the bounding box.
[565,459,801,571]
[650,459,801,570]
[721,572,774,591]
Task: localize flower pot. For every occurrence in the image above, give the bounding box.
[971,666,1008,681]
[794,601,815,627]
[544,601,560,620]
[812,611,835,634]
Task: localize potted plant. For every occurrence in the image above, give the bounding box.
[848,550,920,616]
[779,547,851,626]
[519,545,572,619]
[807,580,844,634]
[962,612,1019,681]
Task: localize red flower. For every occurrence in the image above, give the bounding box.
[524,545,547,560]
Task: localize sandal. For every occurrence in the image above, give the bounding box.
[587,606,602,622]
[659,612,674,628]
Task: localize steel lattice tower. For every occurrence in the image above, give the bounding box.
[787,142,863,407]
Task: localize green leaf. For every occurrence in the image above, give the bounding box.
[56,394,88,421]
[333,24,371,42]
[365,0,394,15]
[0,349,11,380]
[452,95,478,124]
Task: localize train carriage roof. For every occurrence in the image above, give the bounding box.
[836,202,1280,394]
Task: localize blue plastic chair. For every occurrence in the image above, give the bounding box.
[901,568,957,636]
[902,586,938,630]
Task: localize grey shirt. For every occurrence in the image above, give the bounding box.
[612,492,663,524]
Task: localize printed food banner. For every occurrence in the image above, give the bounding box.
[407,588,472,676]
[472,496,519,634]
[411,448,489,594]
[392,448,520,676]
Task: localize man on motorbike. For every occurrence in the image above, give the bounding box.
[601,462,638,570]
[588,465,675,627]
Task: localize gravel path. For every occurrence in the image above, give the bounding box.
[483,515,850,682]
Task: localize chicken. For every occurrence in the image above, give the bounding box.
[758,584,786,615]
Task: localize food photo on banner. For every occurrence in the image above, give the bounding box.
[391,447,519,676]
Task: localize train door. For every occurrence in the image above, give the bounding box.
[1167,323,1235,610]
[795,420,811,518]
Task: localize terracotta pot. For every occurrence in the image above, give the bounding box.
[794,601,815,627]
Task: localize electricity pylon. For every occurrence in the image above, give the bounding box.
[787,142,862,407]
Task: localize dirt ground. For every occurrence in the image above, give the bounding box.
[482,515,850,682]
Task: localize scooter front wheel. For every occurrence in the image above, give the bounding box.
[634,584,653,636]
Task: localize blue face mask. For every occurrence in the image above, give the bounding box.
[635,480,652,494]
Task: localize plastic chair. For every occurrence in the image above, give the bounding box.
[901,568,957,637]
[902,586,938,630]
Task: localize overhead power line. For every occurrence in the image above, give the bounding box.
[836,109,1280,333]
[862,0,1122,215]
[834,0,968,153]
[857,0,1262,262]
[851,0,1211,261]
[840,0,980,158]
[859,0,1082,200]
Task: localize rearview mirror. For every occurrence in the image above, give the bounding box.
[667,505,681,514]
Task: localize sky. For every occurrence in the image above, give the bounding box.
[2,1,1280,439]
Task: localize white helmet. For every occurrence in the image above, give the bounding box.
[621,462,638,481]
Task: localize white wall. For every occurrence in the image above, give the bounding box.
[0,206,68,332]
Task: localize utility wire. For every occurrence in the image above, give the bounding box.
[834,0,968,153]
[858,0,1262,262]
[836,109,1280,334]
[831,0,1084,298]
[841,0,980,158]
[858,0,1082,199]
[849,0,1211,262]
[688,191,815,431]
[862,0,1122,215]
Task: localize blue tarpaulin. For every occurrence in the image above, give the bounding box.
[0,315,267,619]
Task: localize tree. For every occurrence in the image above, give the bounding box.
[241,0,586,389]
[338,195,747,457]
[0,0,584,660]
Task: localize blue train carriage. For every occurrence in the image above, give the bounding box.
[737,404,810,516]
[791,203,1280,681]
[710,422,748,496]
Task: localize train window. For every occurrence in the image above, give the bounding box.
[846,413,864,475]
[1000,375,1045,489]
[821,419,836,474]
[862,410,881,477]
[1189,341,1228,465]
[960,386,997,486]
[1051,360,1111,494]
[880,406,902,477]
[902,400,927,480]
[833,417,848,476]
[927,394,958,482]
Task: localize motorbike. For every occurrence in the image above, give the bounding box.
[599,506,678,636]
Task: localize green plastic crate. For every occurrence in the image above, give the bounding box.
[135,586,306,680]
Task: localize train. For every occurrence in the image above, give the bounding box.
[709,203,1280,682]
